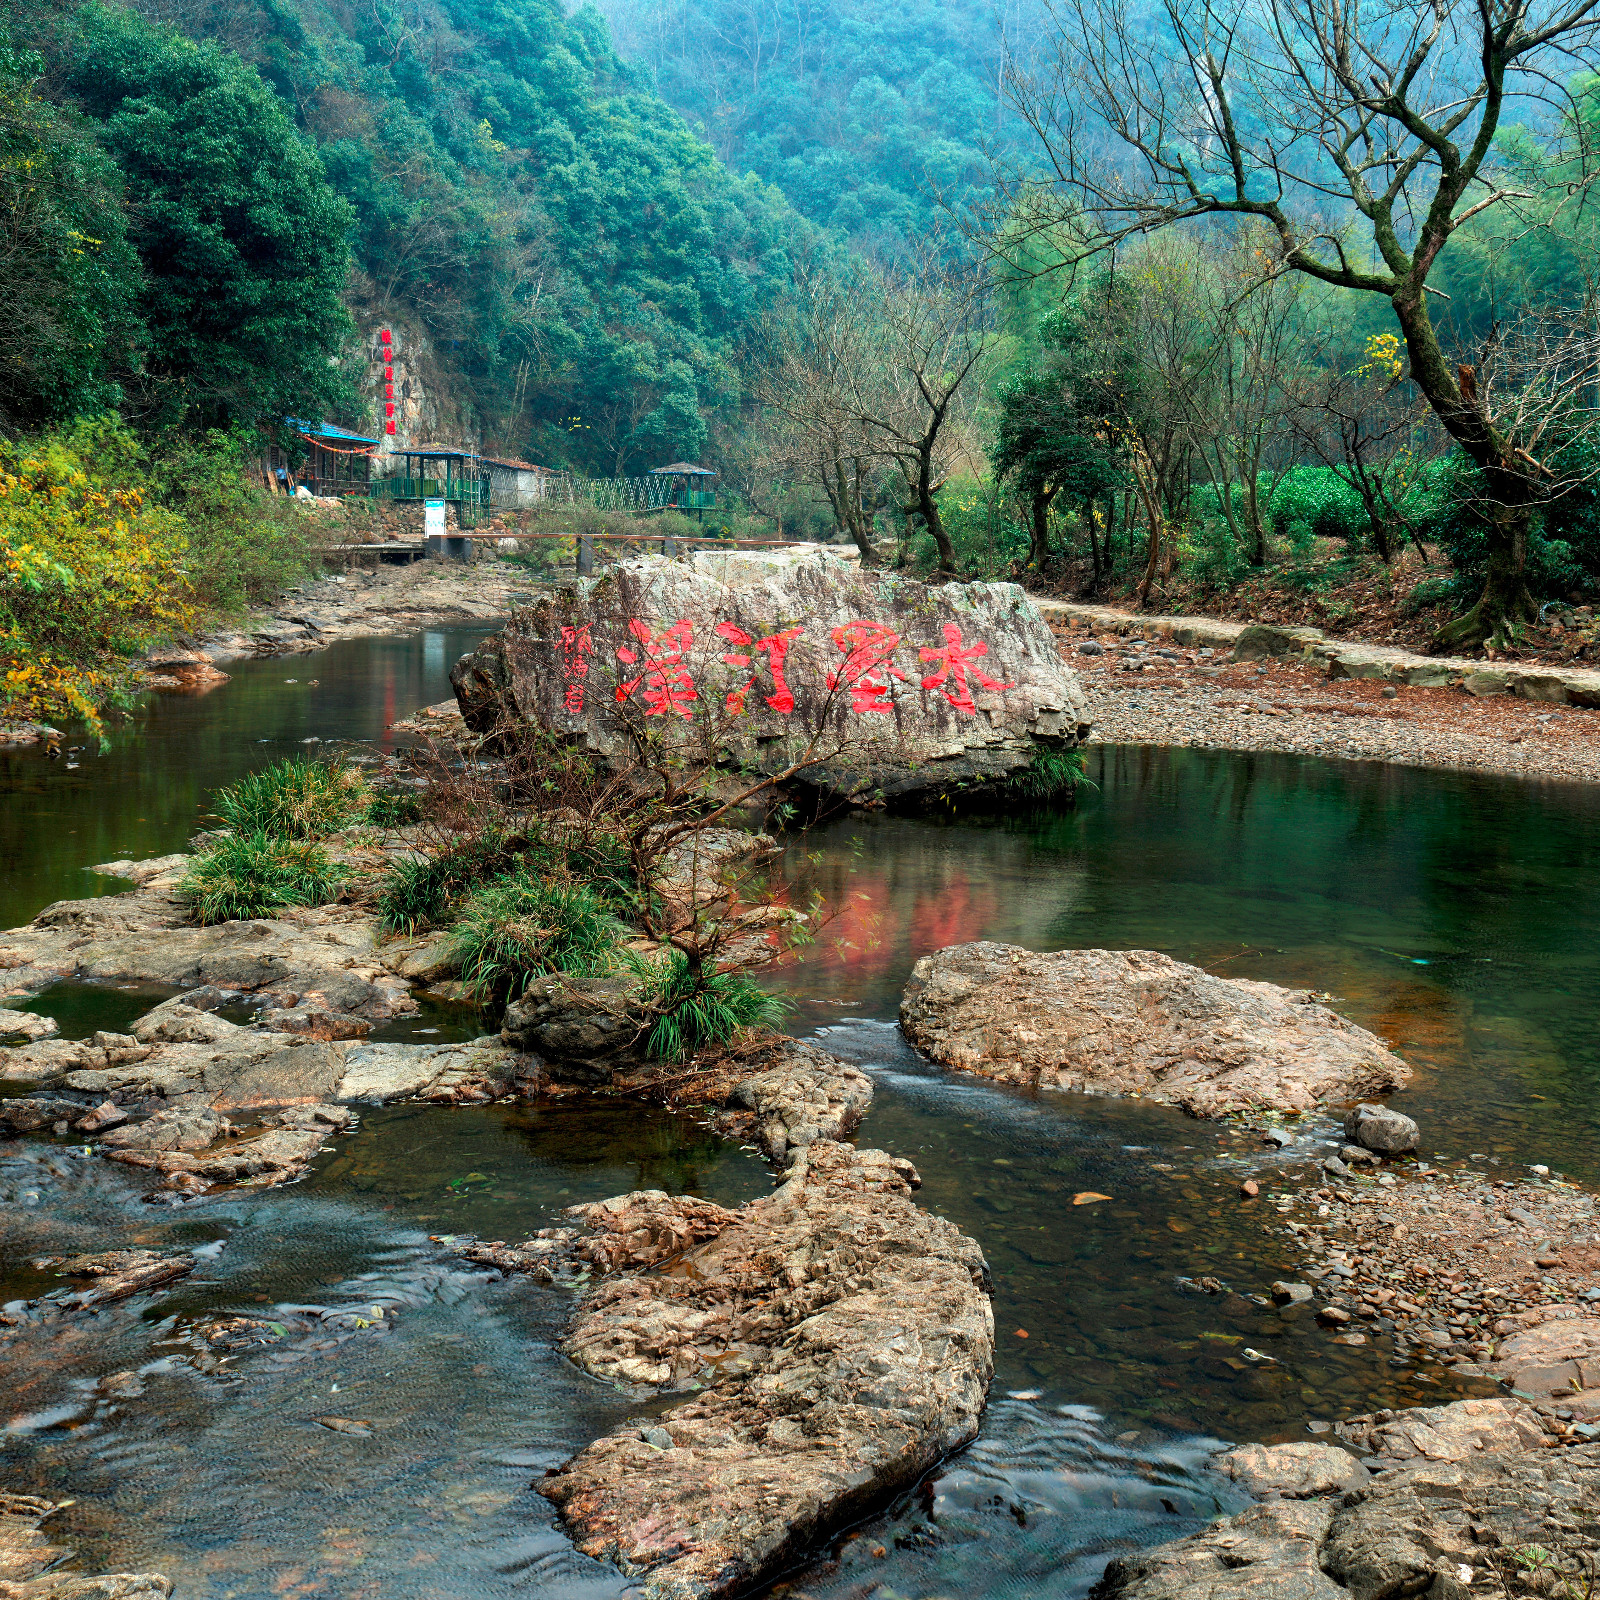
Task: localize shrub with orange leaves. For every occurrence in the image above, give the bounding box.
[0,416,193,735]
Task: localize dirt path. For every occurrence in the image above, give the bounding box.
[1054,624,1600,784]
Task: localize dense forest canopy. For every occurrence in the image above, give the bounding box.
[5,0,814,469]
[595,0,1043,256]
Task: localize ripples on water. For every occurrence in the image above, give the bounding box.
[7,643,1600,1596]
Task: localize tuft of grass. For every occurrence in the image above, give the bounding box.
[1000,745,1090,803]
[448,868,624,1001]
[634,951,792,1062]
[212,758,370,840]
[180,831,345,925]
[364,788,425,828]
[376,834,518,935]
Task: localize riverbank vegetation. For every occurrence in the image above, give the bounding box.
[6,0,1600,744]
[188,742,802,1063]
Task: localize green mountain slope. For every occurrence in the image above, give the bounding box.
[595,0,1035,254]
[38,0,812,468]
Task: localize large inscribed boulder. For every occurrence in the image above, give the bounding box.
[450,549,1089,802]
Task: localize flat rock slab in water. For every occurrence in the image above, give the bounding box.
[0,1488,171,1596]
[0,874,415,1019]
[493,1140,993,1600]
[899,943,1410,1119]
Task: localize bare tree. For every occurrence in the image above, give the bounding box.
[754,266,894,561]
[757,253,993,575]
[842,254,996,578]
[996,0,1600,649]
[1185,232,1308,565]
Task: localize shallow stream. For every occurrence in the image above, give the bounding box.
[4,633,1600,1598]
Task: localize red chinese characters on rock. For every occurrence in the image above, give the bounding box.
[919,622,1013,713]
[559,624,592,715]
[615,619,698,719]
[826,621,909,714]
[716,622,803,714]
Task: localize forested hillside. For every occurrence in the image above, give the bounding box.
[595,0,1040,254]
[8,0,810,467]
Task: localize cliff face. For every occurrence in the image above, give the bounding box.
[351,317,482,462]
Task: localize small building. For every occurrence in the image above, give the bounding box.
[276,418,381,497]
[371,443,491,526]
[647,462,717,517]
[479,456,552,509]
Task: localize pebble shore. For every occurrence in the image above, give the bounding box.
[1055,624,1600,783]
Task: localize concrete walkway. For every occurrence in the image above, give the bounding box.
[1034,599,1600,709]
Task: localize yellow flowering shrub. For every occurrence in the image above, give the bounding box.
[0,418,193,735]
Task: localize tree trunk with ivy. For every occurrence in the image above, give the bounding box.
[1391,291,1537,652]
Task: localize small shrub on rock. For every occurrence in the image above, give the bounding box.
[449,869,624,1000]
[213,758,370,839]
[634,950,792,1061]
[180,832,345,924]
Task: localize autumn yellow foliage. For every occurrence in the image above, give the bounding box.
[0,418,193,735]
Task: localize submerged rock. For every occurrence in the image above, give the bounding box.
[899,943,1410,1119]
[484,1141,992,1600]
[450,550,1089,804]
[27,1249,196,1309]
[0,1488,171,1596]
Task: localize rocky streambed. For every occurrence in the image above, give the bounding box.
[8,582,1600,1599]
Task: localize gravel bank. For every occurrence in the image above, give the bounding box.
[1054,622,1600,783]
[1266,1161,1600,1407]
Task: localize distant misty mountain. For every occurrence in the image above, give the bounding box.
[593,0,1049,252]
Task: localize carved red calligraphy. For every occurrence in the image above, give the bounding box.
[716,621,803,714]
[559,624,591,715]
[919,623,1012,714]
[826,621,908,714]
[615,618,697,718]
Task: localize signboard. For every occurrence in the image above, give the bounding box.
[424,499,446,540]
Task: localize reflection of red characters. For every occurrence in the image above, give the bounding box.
[559,623,592,714]
[615,618,697,718]
[827,621,907,713]
[919,623,1012,713]
[717,621,803,714]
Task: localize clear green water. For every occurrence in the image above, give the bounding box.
[4,643,1599,1598]
[0,626,494,935]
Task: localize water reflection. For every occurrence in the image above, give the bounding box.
[783,744,1600,1180]
[0,625,497,935]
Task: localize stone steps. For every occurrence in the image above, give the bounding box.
[1034,599,1600,707]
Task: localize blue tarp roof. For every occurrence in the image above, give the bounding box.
[285,417,381,446]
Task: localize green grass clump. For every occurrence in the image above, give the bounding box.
[376,834,518,935]
[180,832,345,925]
[448,869,624,1001]
[635,951,792,1062]
[364,788,425,827]
[1001,745,1088,803]
[212,758,370,840]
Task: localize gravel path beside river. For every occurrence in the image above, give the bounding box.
[1056,622,1600,783]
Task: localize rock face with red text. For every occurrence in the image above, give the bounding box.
[900,943,1411,1119]
[449,549,1090,802]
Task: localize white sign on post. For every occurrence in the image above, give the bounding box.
[424,499,446,541]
